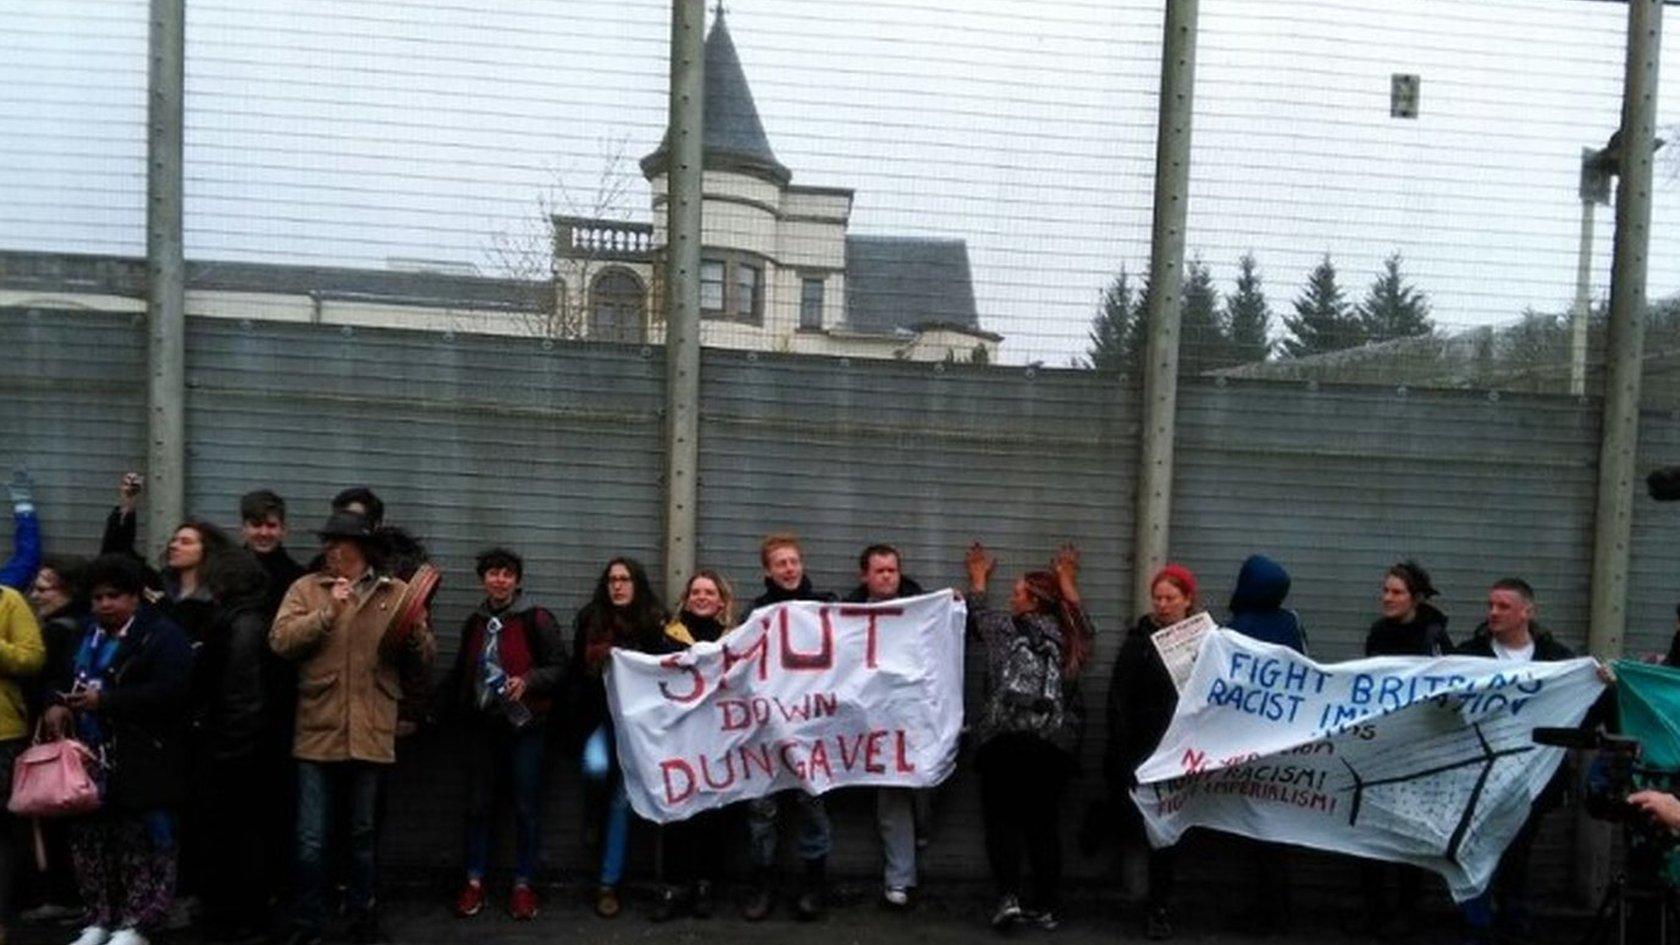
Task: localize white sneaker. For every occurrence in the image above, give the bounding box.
[107,928,149,945]
[68,926,110,945]
[883,886,910,908]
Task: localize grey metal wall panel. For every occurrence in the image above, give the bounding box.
[1173,382,1600,660]
[0,308,148,556]
[1629,408,1680,658]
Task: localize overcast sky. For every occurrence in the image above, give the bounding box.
[5,0,1679,364]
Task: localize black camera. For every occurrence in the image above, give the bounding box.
[1534,727,1679,848]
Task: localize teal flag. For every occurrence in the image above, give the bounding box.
[1613,659,1680,769]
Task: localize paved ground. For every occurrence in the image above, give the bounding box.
[9,884,1600,945]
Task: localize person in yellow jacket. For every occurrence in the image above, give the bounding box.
[0,582,47,942]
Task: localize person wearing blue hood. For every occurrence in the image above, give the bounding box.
[1226,554,1306,654]
[1223,554,1306,936]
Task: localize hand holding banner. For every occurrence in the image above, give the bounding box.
[606,590,967,823]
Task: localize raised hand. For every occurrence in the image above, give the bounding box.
[965,541,996,592]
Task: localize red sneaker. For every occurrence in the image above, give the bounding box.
[510,884,539,921]
[454,880,485,918]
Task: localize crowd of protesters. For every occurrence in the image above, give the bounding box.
[0,468,1648,945]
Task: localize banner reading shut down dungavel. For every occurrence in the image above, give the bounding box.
[606,591,968,823]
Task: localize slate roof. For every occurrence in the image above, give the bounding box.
[640,12,791,185]
[0,250,551,313]
[844,236,990,337]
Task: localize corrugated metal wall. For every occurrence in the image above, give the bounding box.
[5,308,1680,899]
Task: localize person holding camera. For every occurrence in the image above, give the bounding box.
[1629,790,1680,832]
[1454,577,1575,945]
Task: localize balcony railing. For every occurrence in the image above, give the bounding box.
[553,216,655,262]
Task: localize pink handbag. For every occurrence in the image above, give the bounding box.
[8,738,101,818]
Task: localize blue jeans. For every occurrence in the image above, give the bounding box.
[582,726,629,887]
[747,790,832,867]
[293,761,381,934]
[463,721,546,883]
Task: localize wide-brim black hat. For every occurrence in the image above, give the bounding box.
[317,510,374,540]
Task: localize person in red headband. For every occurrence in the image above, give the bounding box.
[1105,563,1201,941]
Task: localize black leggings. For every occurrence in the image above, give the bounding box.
[977,734,1070,911]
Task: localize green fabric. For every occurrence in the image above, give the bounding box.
[1613,659,1680,770]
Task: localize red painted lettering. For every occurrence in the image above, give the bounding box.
[838,732,867,770]
[814,692,838,717]
[700,752,736,790]
[723,629,770,685]
[719,700,750,731]
[1182,748,1207,774]
[864,729,888,773]
[782,607,834,671]
[894,729,915,773]
[840,606,902,670]
[808,739,833,781]
[740,743,774,780]
[661,759,696,805]
[658,654,705,703]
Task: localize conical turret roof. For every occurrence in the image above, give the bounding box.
[641,11,792,186]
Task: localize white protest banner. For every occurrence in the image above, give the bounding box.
[1151,611,1218,692]
[1132,630,1605,901]
[606,590,966,824]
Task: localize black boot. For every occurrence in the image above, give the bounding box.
[692,880,715,920]
[740,868,775,922]
[795,857,827,921]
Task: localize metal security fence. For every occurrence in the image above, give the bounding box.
[5,0,1680,910]
[8,306,1680,896]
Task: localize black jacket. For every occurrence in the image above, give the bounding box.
[253,546,306,623]
[439,594,568,724]
[57,605,195,812]
[1365,602,1453,657]
[1453,624,1574,662]
[841,575,926,604]
[198,599,269,762]
[750,576,835,611]
[1104,613,1180,791]
[568,604,669,744]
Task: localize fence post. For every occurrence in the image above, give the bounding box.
[662,0,705,604]
[1582,0,1663,906]
[146,0,186,557]
[1132,0,1199,613]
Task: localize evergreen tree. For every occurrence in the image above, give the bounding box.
[1224,251,1272,364]
[1179,256,1228,374]
[1282,255,1364,357]
[1358,252,1433,342]
[1083,267,1142,375]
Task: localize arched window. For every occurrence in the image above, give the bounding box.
[590,268,646,343]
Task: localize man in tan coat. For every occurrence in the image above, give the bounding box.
[270,511,433,945]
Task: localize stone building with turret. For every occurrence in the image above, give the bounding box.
[553,11,999,362]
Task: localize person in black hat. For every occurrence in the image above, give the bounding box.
[269,512,434,945]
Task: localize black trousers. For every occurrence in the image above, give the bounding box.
[202,754,269,931]
[661,807,730,887]
[977,734,1070,911]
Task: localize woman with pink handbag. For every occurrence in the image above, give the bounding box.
[39,555,192,945]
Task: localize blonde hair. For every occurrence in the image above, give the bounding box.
[685,568,737,628]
